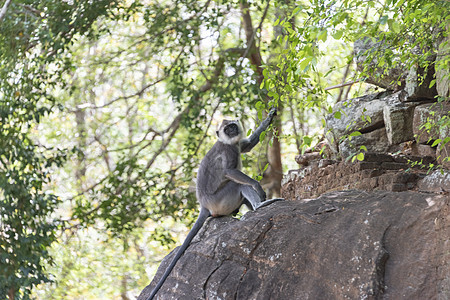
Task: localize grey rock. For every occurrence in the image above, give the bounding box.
[383,104,412,145]
[139,190,449,300]
[410,142,437,158]
[437,124,450,168]
[413,102,450,144]
[354,38,406,90]
[383,102,417,145]
[405,64,438,100]
[436,25,450,100]
[325,92,410,153]
[338,127,390,158]
[417,170,450,192]
[325,92,390,140]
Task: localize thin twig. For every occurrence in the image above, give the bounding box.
[325,80,361,91]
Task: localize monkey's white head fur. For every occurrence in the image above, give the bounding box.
[217,120,243,145]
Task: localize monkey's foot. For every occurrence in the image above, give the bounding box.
[258,198,284,209]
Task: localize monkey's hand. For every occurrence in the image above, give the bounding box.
[240,107,277,153]
[268,107,277,119]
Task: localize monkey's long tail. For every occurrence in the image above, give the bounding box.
[147,207,211,300]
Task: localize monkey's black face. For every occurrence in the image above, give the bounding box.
[224,123,239,138]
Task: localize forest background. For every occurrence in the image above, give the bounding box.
[0,0,448,299]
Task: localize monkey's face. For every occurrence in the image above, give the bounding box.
[224,122,239,137]
[217,120,242,145]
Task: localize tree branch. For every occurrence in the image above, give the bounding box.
[325,80,360,91]
[0,0,12,23]
[240,0,271,81]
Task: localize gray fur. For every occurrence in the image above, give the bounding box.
[146,108,281,300]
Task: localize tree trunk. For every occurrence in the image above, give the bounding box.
[240,1,283,197]
[74,107,87,185]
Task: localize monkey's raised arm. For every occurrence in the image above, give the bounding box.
[240,108,277,153]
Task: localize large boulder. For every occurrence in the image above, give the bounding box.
[338,127,390,158]
[412,102,450,168]
[138,190,449,300]
[354,38,406,90]
[353,37,438,100]
[325,92,391,141]
[325,91,427,158]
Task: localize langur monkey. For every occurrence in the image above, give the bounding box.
[146,108,282,299]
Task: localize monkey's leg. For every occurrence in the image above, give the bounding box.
[240,185,283,211]
[240,185,265,210]
[231,198,252,215]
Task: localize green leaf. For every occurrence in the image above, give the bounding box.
[332,30,343,40]
[318,30,327,42]
[259,131,266,142]
[356,152,365,161]
[388,19,401,33]
[379,15,388,25]
[334,111,341,119]
[299,57,312,71]
[429,79,436,88]
[274,18,280,26]
[303,136,312,146]
[431,139,442,147]
[349,131,362,137]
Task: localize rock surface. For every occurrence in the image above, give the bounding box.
[324,89,448,163]
[436,25,450,100]
[413,102,450,144]
[324,91,436,159]
[282,153,437,200]
[383,102,416,145]
[353,38,406,90]
[325,92,390,141]
[338,127,391,158]
[405,64,438,100]
[139,190,449,300]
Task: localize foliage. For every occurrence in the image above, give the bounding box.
[33,226,172,299]
[265,0,450,155]
[0,0,116,298]
[40,0,288,241]
[27,0,294,297]
[1,0,448,298]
